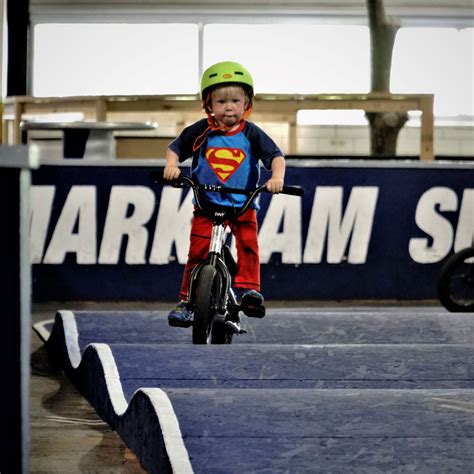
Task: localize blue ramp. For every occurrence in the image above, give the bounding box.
[41,308,474,473]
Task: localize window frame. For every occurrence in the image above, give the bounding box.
[28,8,473,122]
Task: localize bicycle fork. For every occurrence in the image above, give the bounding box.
[208,222,244,334]
[188,221,231,313]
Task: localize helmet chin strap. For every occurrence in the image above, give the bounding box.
[192,99,253,151]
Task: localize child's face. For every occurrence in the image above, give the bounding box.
[209,86,249,129]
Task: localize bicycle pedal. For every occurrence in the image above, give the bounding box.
[225,320,245,335]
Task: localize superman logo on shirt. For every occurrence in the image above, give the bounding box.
[205,147,246,182]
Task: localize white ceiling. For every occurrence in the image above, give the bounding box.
[29,0,474,16]
[28,0,473,28]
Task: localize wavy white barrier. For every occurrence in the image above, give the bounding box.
[52,310,194,474]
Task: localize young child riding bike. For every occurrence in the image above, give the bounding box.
[163,61,286,327]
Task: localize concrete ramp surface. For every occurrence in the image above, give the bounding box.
[41,307,474,473]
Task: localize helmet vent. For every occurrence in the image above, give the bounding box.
[209,73,218,78]
[235,71,243,75]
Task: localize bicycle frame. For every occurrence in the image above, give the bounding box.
[151,172,304,343]
[188,220,234,316]
[172,176,268,319]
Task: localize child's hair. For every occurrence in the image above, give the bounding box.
[206,83,253,103]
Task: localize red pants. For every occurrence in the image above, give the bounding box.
[179,208,260,300]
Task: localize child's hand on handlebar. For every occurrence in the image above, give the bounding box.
[265,177,284,194]
[163,166,181,181]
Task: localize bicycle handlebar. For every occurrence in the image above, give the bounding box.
[150,170,304,220]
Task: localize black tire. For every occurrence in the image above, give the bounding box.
[193,265,220,344]
[210,318,233,344]
[438,247,474,312]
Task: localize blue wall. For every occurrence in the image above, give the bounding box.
[31,161,473,301]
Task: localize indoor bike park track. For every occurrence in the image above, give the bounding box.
[35,305,474,473]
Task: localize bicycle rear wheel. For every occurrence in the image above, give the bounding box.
[438,247,474,312]
[193,265,220,344]
[209,317,233,344]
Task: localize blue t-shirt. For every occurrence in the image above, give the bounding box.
[169,118,283,209]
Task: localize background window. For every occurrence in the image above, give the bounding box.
[31,22,472,124]
[33,23,199,96]
[391,27,473,117]
[203,24,370,94]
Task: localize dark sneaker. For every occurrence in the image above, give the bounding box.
[168,301,193,328]
[240,290,266,319]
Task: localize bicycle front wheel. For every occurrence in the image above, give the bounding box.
[438,247,474,312]
[193,265,221,344]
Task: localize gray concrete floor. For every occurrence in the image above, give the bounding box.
[30,299,439,472]
[30,344,145,473]
[30,302,159,473]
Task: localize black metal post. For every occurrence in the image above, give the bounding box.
[7,0,30,96]
[0,146,37,473]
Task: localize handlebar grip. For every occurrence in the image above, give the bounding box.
[150,170,189,188]
[281,186,305,197]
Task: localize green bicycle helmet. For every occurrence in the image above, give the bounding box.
[200,61,254,100]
